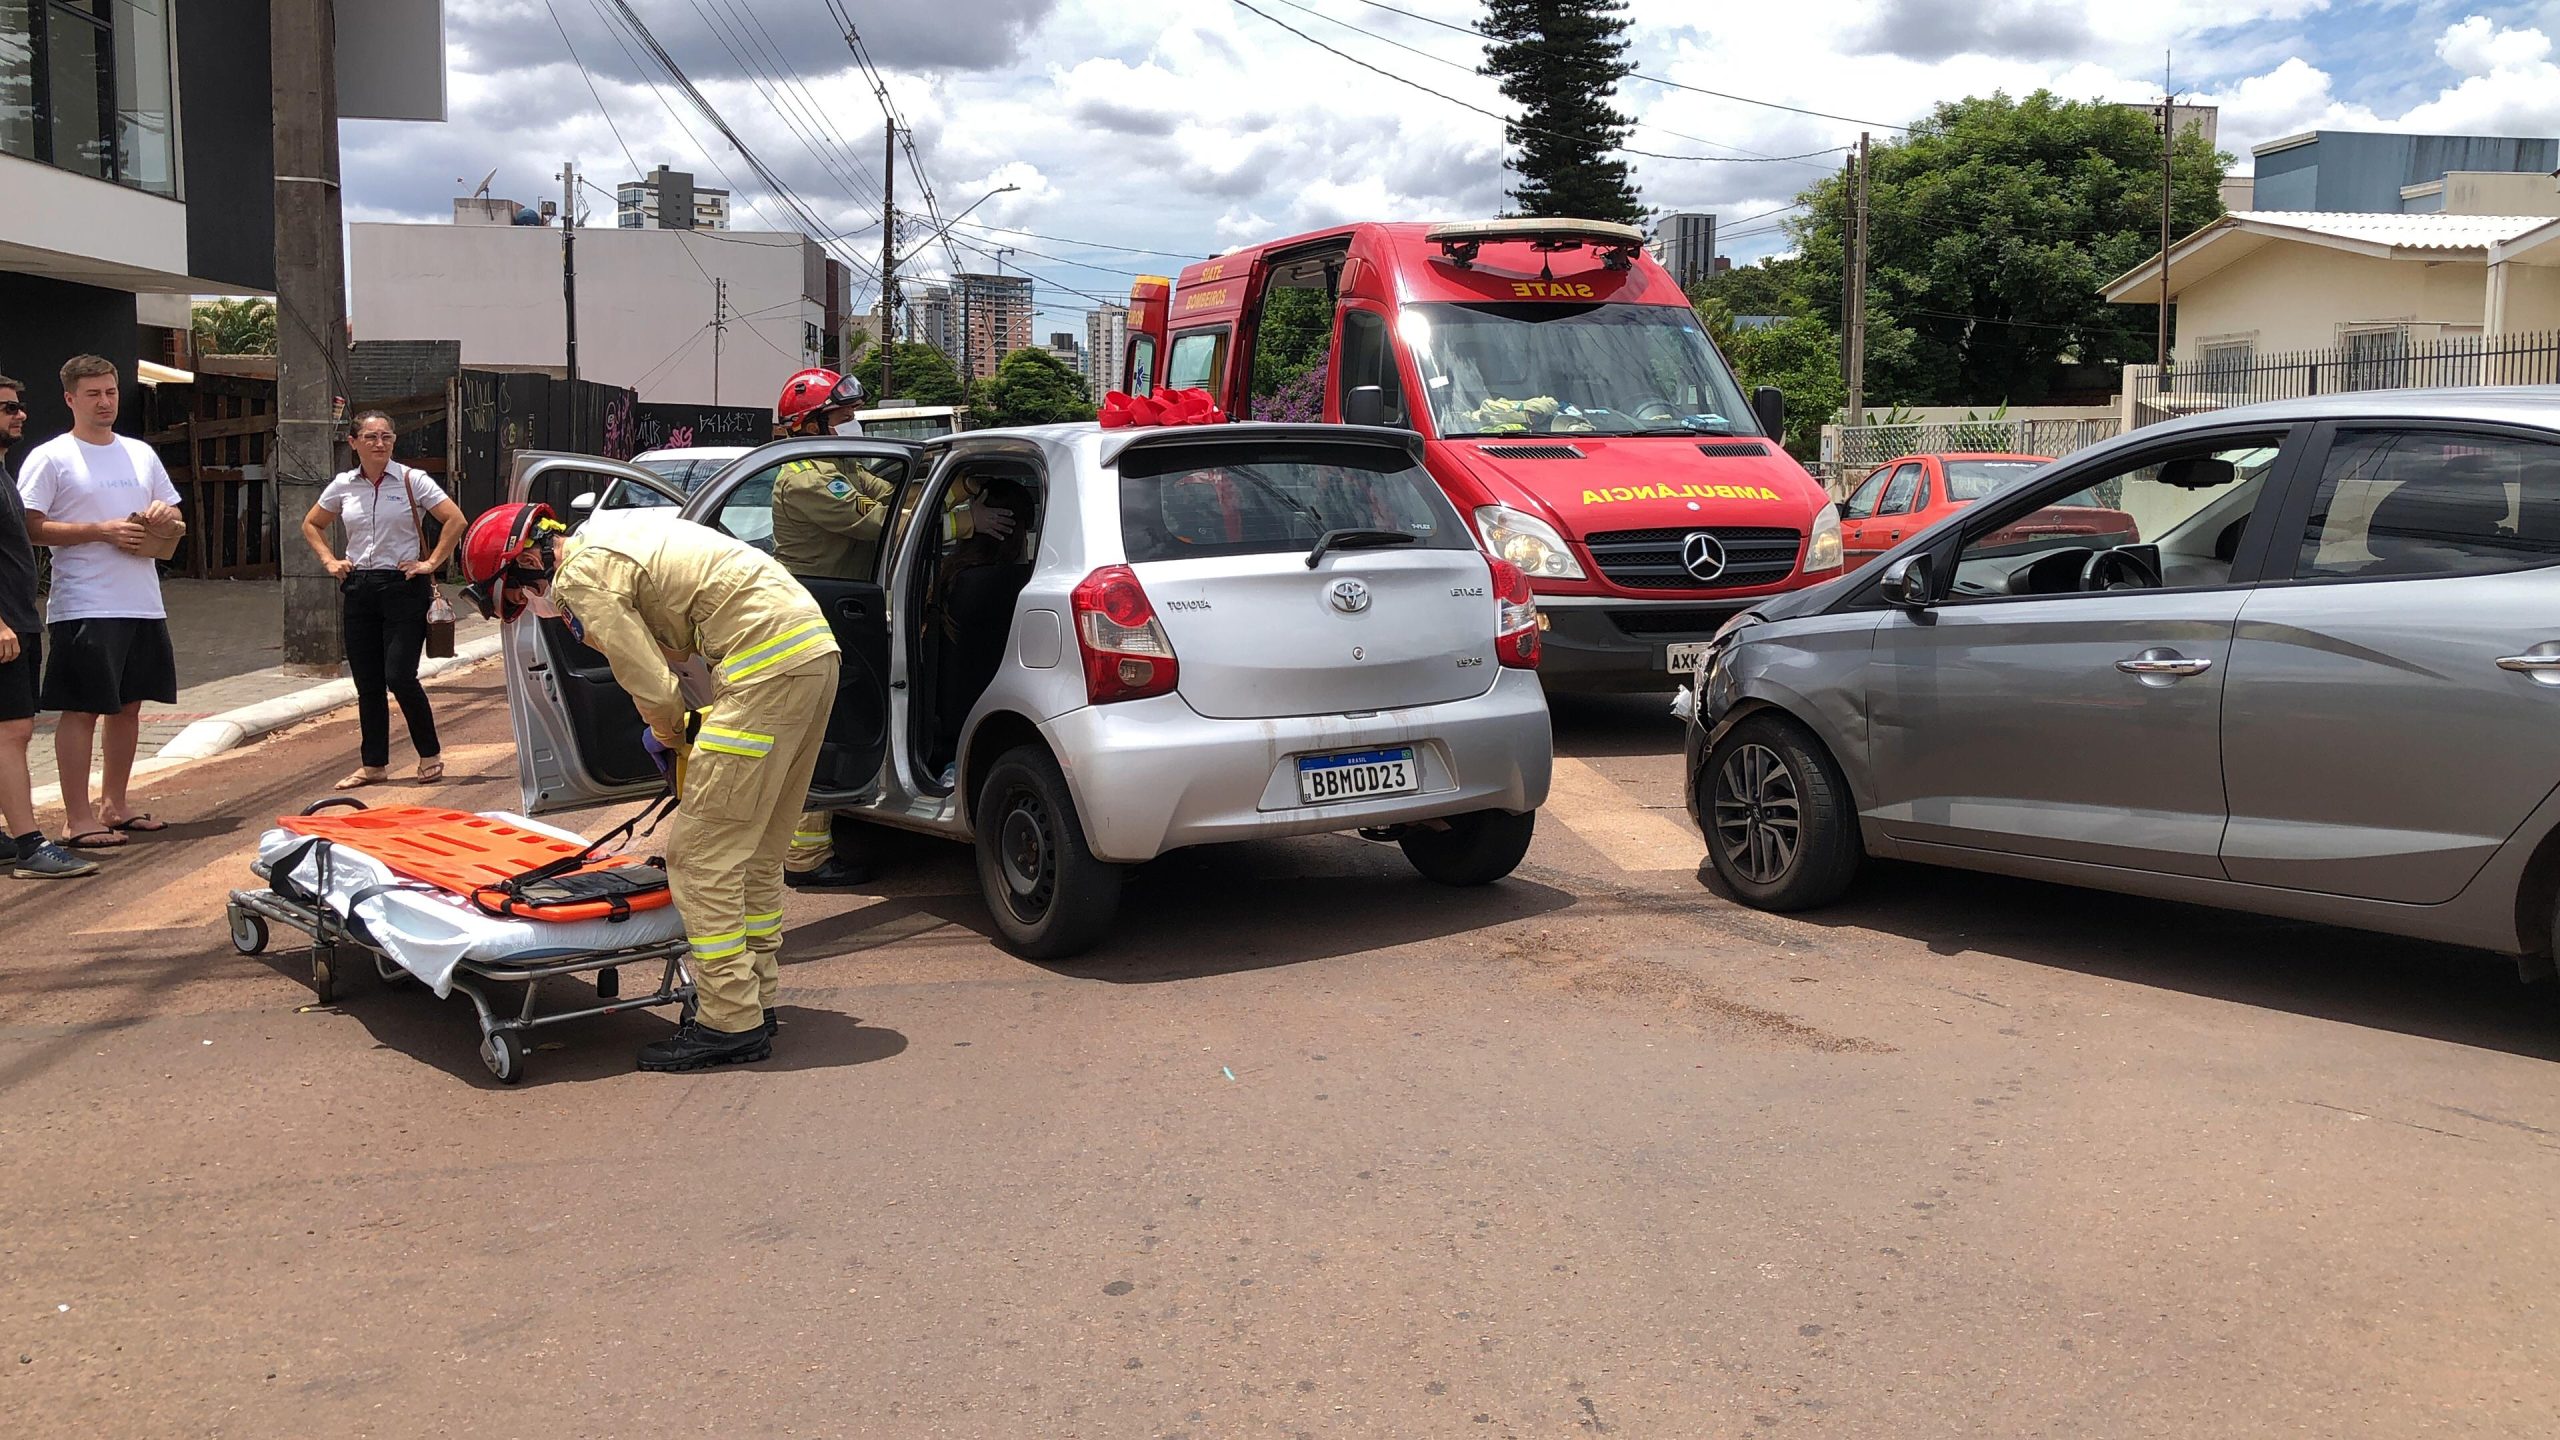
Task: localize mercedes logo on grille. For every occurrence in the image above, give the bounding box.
[1680,531,1729,582]
[1329,578,1373,614]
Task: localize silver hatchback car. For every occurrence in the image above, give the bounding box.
[502,423,1554,958]
[1683,389,2560,967]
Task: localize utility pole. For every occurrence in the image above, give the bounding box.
[559,159,579,388]
[2158,54,2175,372]
[272,0,346,667]
[1844,131,1871,429]
[712,277,726,403]
[878,121,897,400]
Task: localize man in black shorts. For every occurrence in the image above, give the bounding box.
[0,373,95,877]
[17,356,181,852]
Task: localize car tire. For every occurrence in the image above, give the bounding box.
[975,745,1124,960]
[1698,712,1860,912]
[1399,808,1536,886]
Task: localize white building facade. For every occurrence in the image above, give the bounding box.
[1084,303,1129,396]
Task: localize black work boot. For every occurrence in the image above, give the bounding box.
[637,1019,772,1072]
[785,856,873,890]
[761,1008,781,1039]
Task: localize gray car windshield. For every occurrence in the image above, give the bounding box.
[1401,302,1757,439]
[1118,441,1472,563]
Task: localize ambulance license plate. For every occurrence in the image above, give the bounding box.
[1665,641,1712,673]
[1297,747,1419,805]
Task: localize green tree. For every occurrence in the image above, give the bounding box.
[978,347,1096,427]
[849,341,965,409]
[1248,286,1333,408]
[1779,91,2228,405]
[1478,0,1642,224]
[192,297,276,356]
[1688,257,1803,320]
[1725,315,1846,460]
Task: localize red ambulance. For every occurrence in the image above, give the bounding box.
[1119,218,1843,691]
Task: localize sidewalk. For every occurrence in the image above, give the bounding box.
[30,578,500,791]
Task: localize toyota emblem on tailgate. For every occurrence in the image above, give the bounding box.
[1681,531,1729,582]
[1329,578,1372,614]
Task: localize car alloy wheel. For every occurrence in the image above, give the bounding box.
[996,785,1057,921]
[1712,742,1801,885]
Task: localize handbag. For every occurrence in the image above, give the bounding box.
[401,466,458,659]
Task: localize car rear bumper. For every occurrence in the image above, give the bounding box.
[1037,668,1554,863]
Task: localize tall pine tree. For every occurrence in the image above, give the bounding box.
[1478,0,1642,224]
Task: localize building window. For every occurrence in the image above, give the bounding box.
[617,212,640,229]
[803,321,822,359]
[7,0,176,197]
[2199,340,2254,392]
[2342,327,2409,392]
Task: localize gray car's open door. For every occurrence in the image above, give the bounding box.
[502,452,686,814]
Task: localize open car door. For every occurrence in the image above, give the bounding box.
[502,451,687,814]
[675,437,922,806]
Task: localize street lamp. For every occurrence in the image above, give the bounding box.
[926,185,1020,408]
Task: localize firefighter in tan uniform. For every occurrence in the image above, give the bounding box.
[767,367,1012,886]
[459,501,837,1071]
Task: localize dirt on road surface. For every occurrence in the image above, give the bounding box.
[6,669,2560,1437]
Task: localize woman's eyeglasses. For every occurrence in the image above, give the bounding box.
[356,432,396,443]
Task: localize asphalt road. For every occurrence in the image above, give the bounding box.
[7,664,2560,1437]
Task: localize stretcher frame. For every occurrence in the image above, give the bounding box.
[225,798,696,1084]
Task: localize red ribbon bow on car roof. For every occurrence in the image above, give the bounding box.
[1100,387,1226,429]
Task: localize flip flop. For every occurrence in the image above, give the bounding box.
[415,757,445,783]
[107,814,168,833]
[336,767,389,790]
[63,830,127,850]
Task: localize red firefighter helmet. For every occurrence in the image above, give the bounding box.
[777,367,862,430]
[458,501,560,621]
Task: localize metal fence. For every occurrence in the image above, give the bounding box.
[2139,329,2560,420]
[1832,417,2124,471]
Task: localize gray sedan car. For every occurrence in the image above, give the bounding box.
[1682,388,2560,966]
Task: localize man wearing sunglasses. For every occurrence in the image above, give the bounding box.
[0,375,96,878]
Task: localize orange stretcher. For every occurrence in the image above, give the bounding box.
[278,805,674,923]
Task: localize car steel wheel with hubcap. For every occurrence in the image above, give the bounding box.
[974,745,1125,960]
[1714,742,1801,885]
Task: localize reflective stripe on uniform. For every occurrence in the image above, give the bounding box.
[695,725,776,759]
[743,910,784,938]
[792,828,829,843]
[720,619,832,683]
[690,929,749,961]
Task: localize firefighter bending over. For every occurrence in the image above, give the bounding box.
[461,502,839,1072]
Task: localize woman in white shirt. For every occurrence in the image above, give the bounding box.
[300,412,466,787]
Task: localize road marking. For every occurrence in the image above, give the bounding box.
[1542,756,1702,872]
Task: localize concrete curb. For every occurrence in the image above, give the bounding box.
[31,634,505,811]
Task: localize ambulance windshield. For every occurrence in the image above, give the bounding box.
[1400,302,1758,440]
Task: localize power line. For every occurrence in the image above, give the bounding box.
[944,219,1206,264]
[1335,0,1913,132]
[686,0,885,216]
[1227,0,1850,165]
[541,0,645,182]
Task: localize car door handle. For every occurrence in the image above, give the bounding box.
[2496,654,2560,673]
[2117,651,2213,677]
[834,597,869,620]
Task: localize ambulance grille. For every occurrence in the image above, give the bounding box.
[1477,443,1585,460]
[1696,442,1770,458]
[1585,526,1803,591]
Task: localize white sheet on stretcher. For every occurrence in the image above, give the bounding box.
[253,812,686,998]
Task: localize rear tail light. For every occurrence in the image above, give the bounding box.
[1070,565,1181,703]
[1490,557,1540,669]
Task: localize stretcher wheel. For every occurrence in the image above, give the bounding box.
[229,906,269,955]
[372,952,415,987]
[594,966,620,1000]
[482,1030,526,1084]
[310,949,337,1004]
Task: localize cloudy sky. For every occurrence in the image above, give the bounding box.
[340,0,2560,339]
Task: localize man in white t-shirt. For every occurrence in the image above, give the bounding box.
[17,355,183,850]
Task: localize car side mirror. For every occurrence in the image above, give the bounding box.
[570,491,597,514]
[1343,385,1386,428]
[1751,386,1785,442]
[1880,552,1934,611]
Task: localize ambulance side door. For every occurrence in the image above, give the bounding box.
[503,452,686,814]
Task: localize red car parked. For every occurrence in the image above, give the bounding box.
[1839,452,2135,569]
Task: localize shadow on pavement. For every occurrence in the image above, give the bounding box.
[1745,859,2560,1062]
[1544,691,1689,760]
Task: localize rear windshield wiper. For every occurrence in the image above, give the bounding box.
[1306,528,1419,568]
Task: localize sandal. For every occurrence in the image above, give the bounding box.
[107,814,167,833]
[62,830,127,850]
[335,766,390,790]
[416,756,445,783]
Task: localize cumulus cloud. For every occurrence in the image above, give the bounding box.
[1852,0,2095,61]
